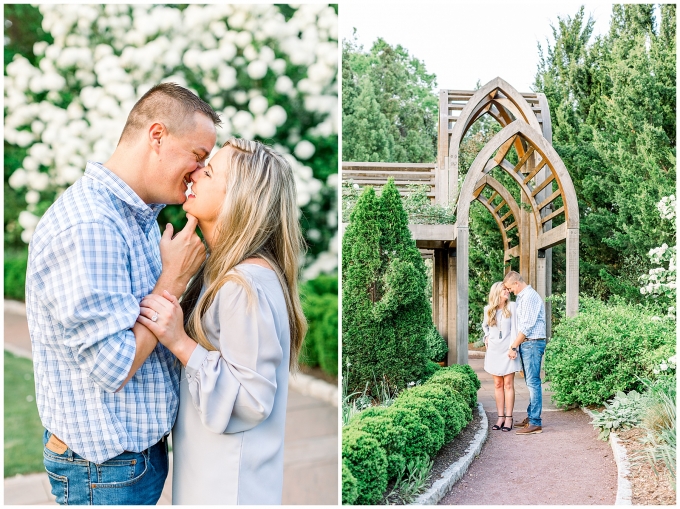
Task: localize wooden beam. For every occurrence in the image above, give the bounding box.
[537,222,567,249]
[531,173,555,197]
[541,206,564,224]
[513,146,536,175]
[493,199,506,214]
[566,228,579,317]
[523,161,547,184]
[493,135,517,166]
[537,189,561,211]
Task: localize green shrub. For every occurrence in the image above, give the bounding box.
[342,460,358,505]
[343,180,434,394]
[385,405,434,463]
[4,249,28,301]
[399,384,470,442]
[427,368,478,408]
[545,297,676,407]
[341,427,388,505]
[299,275,338,377]
[350,407,406,479]
[446,363,482,391]
[425,326,448,363]
[391,397,444,457]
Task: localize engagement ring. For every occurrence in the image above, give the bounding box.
[151,311,159,322]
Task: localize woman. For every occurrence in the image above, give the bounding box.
[482,282,522,432]
[137,137,307,504]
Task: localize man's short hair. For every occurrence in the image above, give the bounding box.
[118,83,221,145]
[503,270,524,284]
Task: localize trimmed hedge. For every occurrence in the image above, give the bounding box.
[299,274,338,377]
[342,365,480,504]
[341,427,388,505]
[545,297,676,407]
[342,460,358,505]
[4,249,28,301]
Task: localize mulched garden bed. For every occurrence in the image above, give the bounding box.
[616,428,676,505]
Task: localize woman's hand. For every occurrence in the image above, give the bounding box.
[137,290,197,365]
[484,336,488,348]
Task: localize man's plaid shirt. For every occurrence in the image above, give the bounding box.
[515,285,547,339]
[26,162,180,464]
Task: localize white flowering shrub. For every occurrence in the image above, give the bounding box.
[639,195,676,316]
[4,4,338,278]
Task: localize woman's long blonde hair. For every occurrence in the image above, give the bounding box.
[181,137,307,371]
[486,282,511,327]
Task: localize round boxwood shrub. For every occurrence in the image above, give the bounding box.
[545,297,676,407]
[342,460,358,505]
[385,405,433,463]
[341,427,388,505]
[446,363,482,391]
[349,406,406,479]
[428,368,477,407]
[391,397,444,456]
[399,384,470,442]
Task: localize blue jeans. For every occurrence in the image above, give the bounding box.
[519,340,546,427]
[43,430,168,505]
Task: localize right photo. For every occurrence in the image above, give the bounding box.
[341,2,676,506]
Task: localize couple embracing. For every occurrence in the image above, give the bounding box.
[25,83,306,505]
[482,271,546,435]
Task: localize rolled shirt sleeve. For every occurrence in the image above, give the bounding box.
[184,280,283,434]
[33,223,138,393]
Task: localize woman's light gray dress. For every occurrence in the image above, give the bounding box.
[482,302,522,376]
[172,264,290,505]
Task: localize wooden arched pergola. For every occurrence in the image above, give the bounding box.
[341,77,580,367]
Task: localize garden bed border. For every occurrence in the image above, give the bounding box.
[410,402,488,505]
[581,407,632,505]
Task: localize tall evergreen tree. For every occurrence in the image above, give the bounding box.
[342,35,438,163]
[342,179,442,394]
[534,4,676,300]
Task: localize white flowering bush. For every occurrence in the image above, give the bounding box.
[4,4,338,278]
[639,195,676,316]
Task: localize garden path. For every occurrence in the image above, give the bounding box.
[438,356,618,504]
[3,301,338,505]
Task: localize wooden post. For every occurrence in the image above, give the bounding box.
[536,250,547,300]
[434,249,448,346]
[520,192,531,284]
[456,227,469,365]
[566,228,579,317]
[447,247,458,367]
[545,247,552,337]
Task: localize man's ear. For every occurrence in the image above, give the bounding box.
[149,122,166,153]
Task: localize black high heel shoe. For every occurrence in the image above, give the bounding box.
[501,415,514,432]
[492,415,505,431]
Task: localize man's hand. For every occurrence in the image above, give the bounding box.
[508,346,518,360]
[157,214,206,297]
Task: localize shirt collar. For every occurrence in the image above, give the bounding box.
[517,285,533,299]
[84,161,165,232]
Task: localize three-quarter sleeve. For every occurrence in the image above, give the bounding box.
[184,279,283,434]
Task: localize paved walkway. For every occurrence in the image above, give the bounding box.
[4,302,338,505]
[438,354,618,505]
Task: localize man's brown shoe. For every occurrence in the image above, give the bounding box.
[516,417,529,428]
[516,424,542,435]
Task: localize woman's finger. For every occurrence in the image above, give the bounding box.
[141,294,173,312]
[161,290,180,306]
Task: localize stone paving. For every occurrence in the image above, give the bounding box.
[3,301,338,505]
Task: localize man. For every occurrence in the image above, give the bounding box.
[26,83,221,504]
[504,270,546,435]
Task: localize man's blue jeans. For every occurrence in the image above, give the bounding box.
[43,430,168,505]
[519,339,546,427]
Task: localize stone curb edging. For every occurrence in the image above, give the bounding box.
[411,402,489,505]
[289,372,338,407]
[5,300,339,407]
[581,407,632,505]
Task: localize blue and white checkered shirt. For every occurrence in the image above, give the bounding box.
[515,285,546,339]
[26,161,180,464]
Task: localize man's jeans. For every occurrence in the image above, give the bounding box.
[43,430,168,505]
[520,339,546,427]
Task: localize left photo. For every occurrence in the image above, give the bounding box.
[4,4,338,505]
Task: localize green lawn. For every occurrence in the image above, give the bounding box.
[4,351,44,477]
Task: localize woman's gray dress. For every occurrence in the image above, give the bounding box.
[172,264,290,505]
[482,302,522,376]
